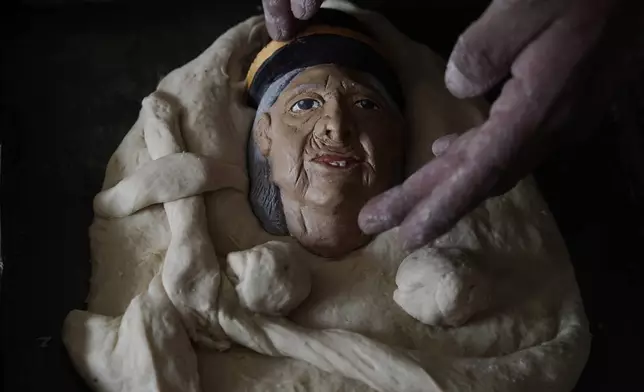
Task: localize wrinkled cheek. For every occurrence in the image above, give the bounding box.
[270,131,314,198]
[271,160,297,187]
[358,134,374,183]
[270,157,306,197]
[305,175,348,207]
[361,166,375,193]
[366,145,401,191]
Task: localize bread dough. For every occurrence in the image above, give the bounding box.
[227,240,312,316]
[394,247,491,327]
[62,1,590,391]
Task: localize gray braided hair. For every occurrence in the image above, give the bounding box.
[247,69,304,235]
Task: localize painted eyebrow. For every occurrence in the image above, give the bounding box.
[289,83,325,96]
[286,81,389,105]
[288,82,379,97]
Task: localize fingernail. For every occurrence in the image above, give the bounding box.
[431,134,458,157]
[445,61,477,98]
[359,205,401,235]
[357,212,386,235]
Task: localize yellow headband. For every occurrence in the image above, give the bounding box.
[245,25,382,91]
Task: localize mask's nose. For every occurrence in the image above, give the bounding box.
[315,99,353,144]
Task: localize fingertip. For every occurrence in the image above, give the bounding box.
[431,133,459,157]
[291,0,321,20]
[397,195,457,251]
[399,222,434,252]
[399,220,445,252]
[358,189,406,235]
[445,61,481,99]
[358,203,392,235]
[358,210,393,235]
[265,20,289,41]
[265,24,278,40]
[263,0,297,40]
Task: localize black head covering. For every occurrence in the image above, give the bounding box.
[246,8,404,109]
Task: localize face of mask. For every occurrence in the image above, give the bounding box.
[254,64,404,257]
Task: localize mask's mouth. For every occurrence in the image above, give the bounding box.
[312,154,362,169]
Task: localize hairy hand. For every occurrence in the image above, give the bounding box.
[358,0,619,250]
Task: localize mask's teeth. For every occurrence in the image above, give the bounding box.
[325,160,348,167]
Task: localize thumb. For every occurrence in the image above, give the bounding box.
[263,0,297,40]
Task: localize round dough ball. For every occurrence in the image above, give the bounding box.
[394,247,490,327]
[226,241,311,315]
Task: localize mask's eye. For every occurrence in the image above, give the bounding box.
[291,98,321,113]
[354,99,379,110]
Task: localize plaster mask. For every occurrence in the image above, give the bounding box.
[254,64,404,257]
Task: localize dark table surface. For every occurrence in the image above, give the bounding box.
[1,1,643,391]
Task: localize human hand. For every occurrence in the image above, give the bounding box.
[262,0,323,40]
[358,0,619,250]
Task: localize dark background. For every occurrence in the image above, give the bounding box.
[1,1,642,391]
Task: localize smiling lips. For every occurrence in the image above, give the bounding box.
[312,154,362,169]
